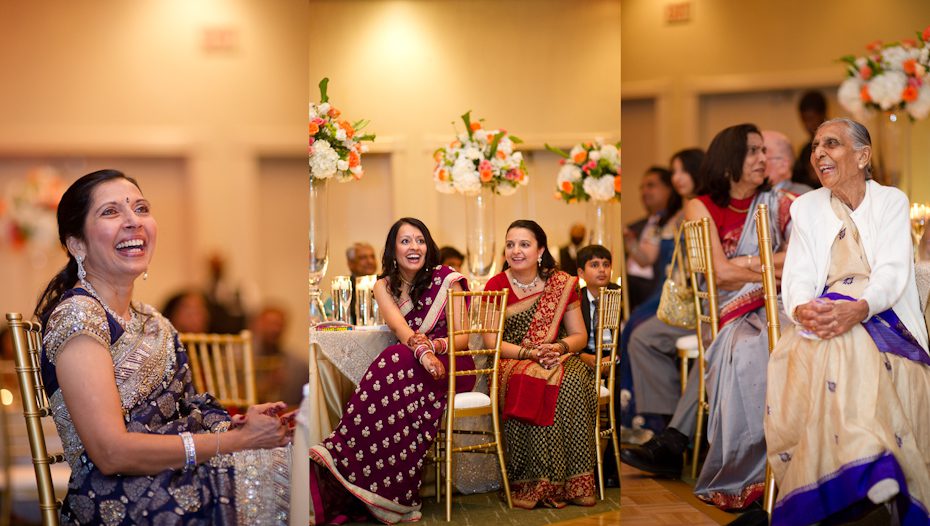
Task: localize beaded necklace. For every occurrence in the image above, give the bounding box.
[80,278,142,334]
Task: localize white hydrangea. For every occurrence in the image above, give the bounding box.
[318,102,331,115]
[497,137,513,155]
[309,140,338,179]
[434,176,456,194]
[868,71,907,110]
[335,128,347,141]
[583,175,616,201]
[451,158,481,195]
[908,84,930,120]
[838,78,867,119]
[599,144,620,166]
[557,164,582,186]
[464,146,482,160]
[569,144,587,160]
[336,159,348,172]
[881,46,915,71]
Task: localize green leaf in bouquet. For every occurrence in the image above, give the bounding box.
[510,135,524,144]
[544,143,570,158]
[355,133,376,142]
[319,77,330,104]
[487,130,507,158]
[461,111,474,139]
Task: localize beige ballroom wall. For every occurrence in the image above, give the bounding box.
[309,0,622,280]
[621,0,930,225]
[0,0,309,354]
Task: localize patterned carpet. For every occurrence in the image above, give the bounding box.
[418,487,621,526]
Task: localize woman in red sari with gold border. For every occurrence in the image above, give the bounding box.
[483,219,596,509]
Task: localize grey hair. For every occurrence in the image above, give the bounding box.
[346,242,374,261]
[816,117,873,179]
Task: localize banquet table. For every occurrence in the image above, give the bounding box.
[292,326,502,523]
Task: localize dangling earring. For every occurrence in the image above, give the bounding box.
[142,271,149,281]
[537,256,542,265]
[76,254,87,280]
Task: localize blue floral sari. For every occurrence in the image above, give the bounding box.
[42,289,290,525]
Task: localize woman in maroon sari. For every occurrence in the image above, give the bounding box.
[309,217,473,524]
[483,219,596,509]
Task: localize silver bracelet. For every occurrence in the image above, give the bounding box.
[180,432,196,469]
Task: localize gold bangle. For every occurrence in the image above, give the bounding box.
[215,432,221,457]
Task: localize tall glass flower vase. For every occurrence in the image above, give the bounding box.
[309,177,330,325]
[875,110,912,198]
[464,187,496,289]
[587,199,619,250]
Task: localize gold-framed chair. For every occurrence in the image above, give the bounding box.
[178,331,256,409]
[675,334,699,394]
[5,313,65,526]
[593,287,623,500]
[681,217,720,480]
[756,203,780,520]
[433,289,511,522]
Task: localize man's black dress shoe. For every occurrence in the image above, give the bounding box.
[619,428,687,478]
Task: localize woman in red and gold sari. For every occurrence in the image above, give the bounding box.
[483,219,595,509]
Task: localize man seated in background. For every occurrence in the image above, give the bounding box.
[346,242,378,324]
[762,130,812,195]
[558,223,586,275]
[252,305,307,406]
[624,166,676,311]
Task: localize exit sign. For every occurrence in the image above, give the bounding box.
[666,2,692,24]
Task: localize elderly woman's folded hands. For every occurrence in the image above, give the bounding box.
[795,298,870,339]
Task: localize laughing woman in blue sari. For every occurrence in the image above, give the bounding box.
[766,119,930,525]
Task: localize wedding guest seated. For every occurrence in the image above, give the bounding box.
[345,241,378,324]
[766,118,930,525]
[162,289,211,333]
[622,124,792,511]
[483,220,597,509]
[618,148,705,437]
[576,243,622,487]
[438,245,464,273]
[251,305,307,406]
[624,166,680,311]
[34,169,292,524]
[762,130,812,195]
[309,217,473,524]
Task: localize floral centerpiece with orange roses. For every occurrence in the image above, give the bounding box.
[839,26,930,120]
[309,78,375,181]
[548,139,621,202]
[433,111,528,196]
[0,165,66,251]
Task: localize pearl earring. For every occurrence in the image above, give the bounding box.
[142,271,149,281]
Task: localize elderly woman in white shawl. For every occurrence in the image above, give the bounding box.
[765,118,930,526]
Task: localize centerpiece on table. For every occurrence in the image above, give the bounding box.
[433,111,528,286]
[309,77,375,323]
[838,26,930,196]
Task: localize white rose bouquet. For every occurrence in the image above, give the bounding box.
[548,139,621,203]
[309,78,375,181]
[433,111,528,196]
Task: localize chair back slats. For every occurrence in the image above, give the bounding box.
[179,331,255,408]
[683,217,720,340]
[438,289,511,520]
[681,217,720,479]
[593,287,623,500]
[755,203,780,518]
[5,312,64,526]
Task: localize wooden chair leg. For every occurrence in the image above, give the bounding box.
[434,436,442,504]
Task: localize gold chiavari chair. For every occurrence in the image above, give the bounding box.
[433,290,511,522]
[681,218,720,480]
[594,287,623,499]
[756,203,780,521]
[178,331,256,409]
[5,313,65,526]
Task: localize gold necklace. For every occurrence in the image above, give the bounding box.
[727,202,750,213]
